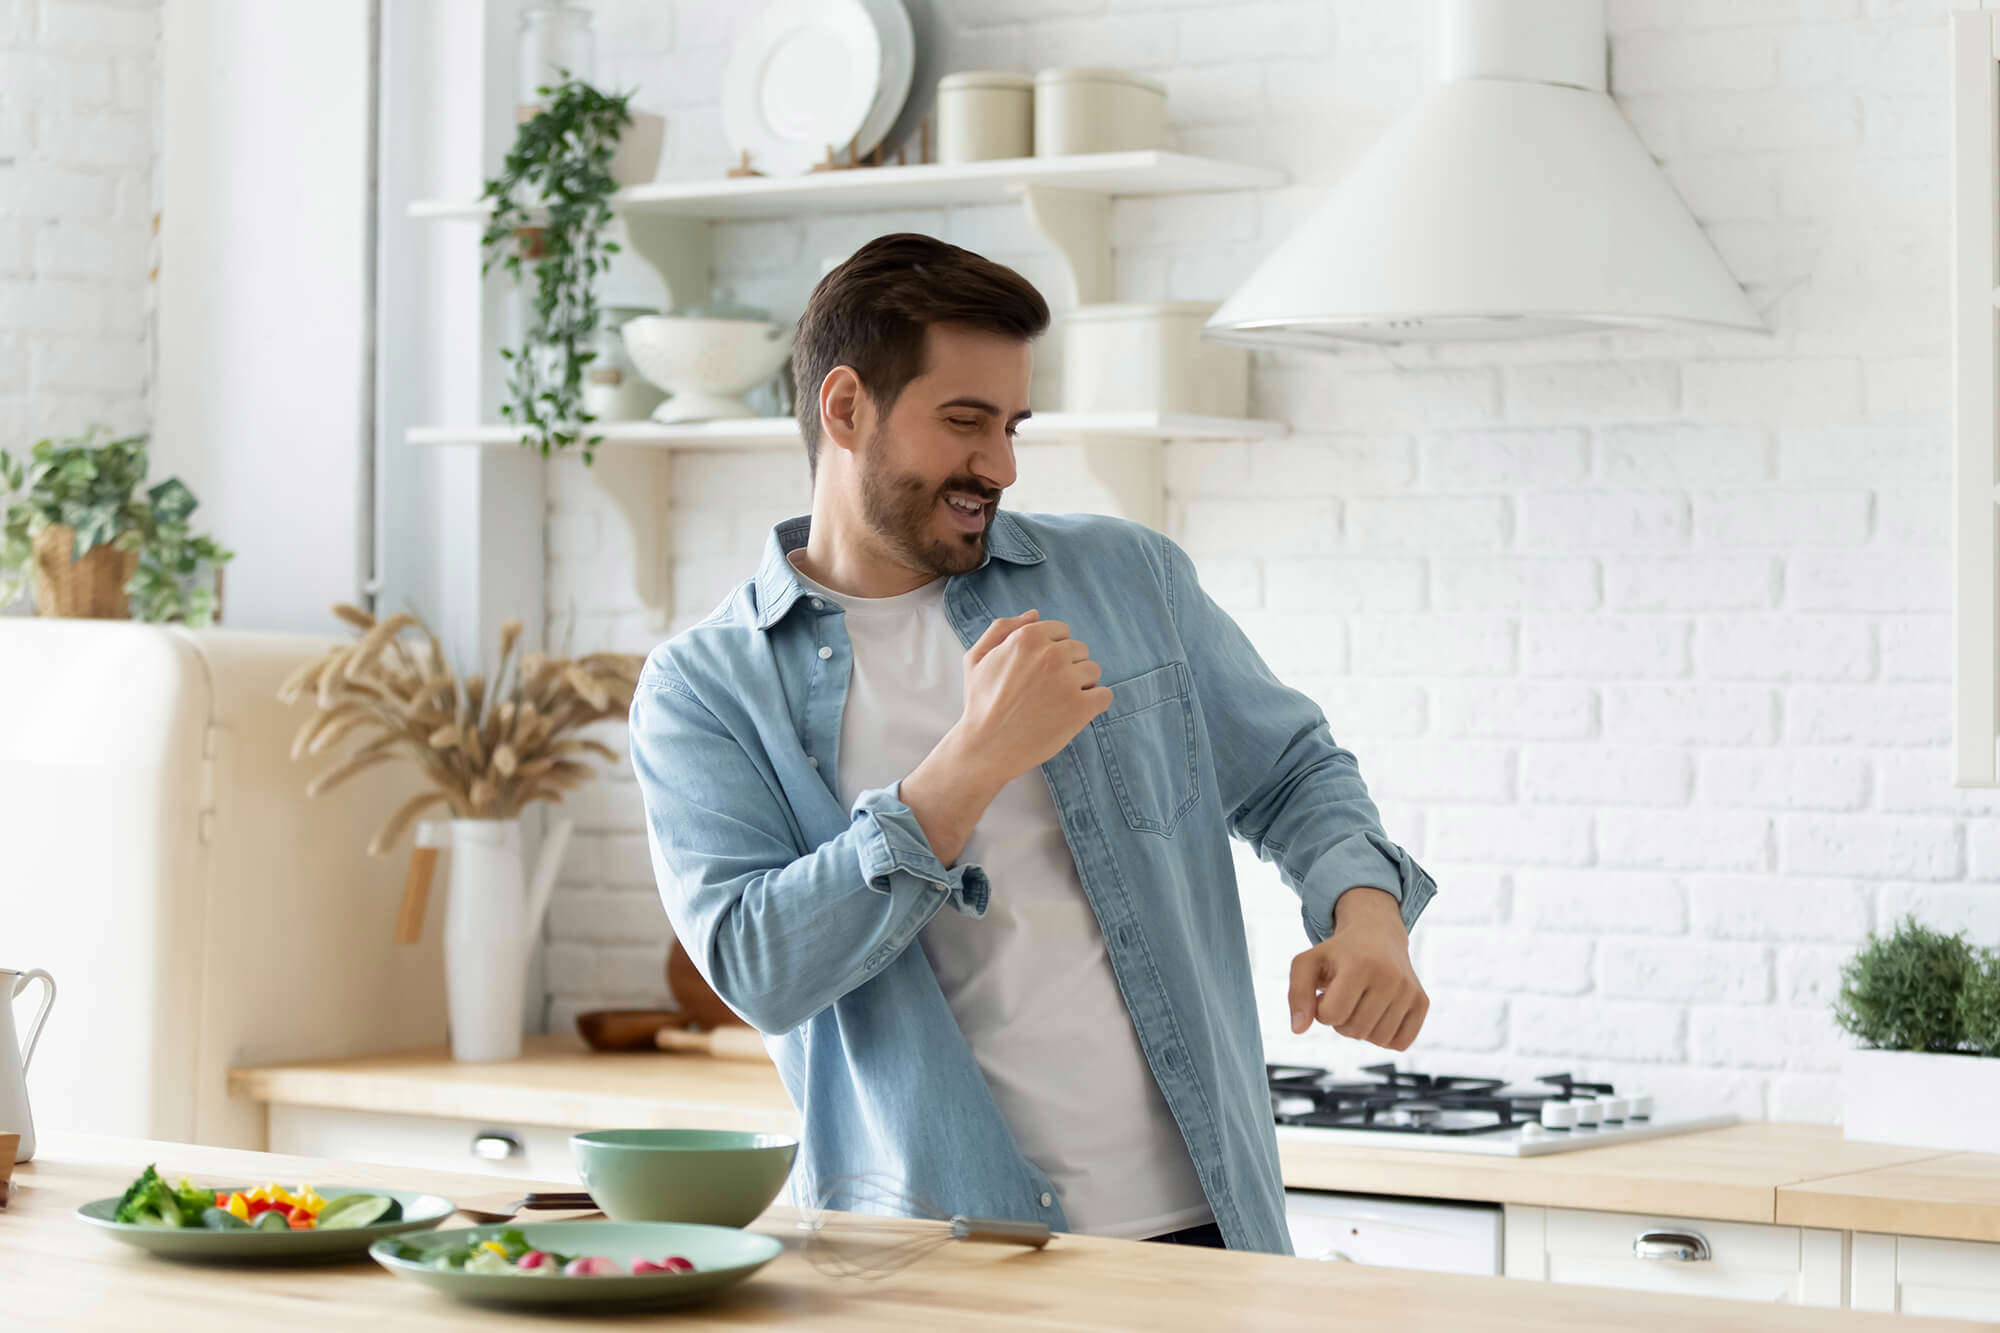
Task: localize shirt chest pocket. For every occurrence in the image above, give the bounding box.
[1088,660,1200,836]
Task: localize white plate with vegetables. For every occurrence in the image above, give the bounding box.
[371,1221,783,1310]
[75,1163,454,1262]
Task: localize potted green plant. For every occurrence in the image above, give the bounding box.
[481,74,661,467]
[1836,915,2000,1152]
[0,425,232,625]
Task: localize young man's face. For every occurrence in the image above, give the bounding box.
[855,322,1031,579]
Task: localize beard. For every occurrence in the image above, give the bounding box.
[858,422,999,578]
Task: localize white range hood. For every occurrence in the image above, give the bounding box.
[1203,0,1763,349]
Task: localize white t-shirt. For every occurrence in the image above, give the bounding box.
[790,552,1213,1239]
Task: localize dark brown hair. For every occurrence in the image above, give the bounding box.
[791,232,1050,477]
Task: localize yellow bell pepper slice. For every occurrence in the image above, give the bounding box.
[294,1190,326,1216]
[480,1240,510,1258]
[225,1192,250,1221]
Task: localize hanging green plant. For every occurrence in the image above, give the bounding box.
[479,73,634,466]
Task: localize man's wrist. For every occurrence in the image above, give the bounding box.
[1331,885,1404,934]
[936,722,1010,804]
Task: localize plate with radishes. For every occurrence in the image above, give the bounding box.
[370,1220,783,1309]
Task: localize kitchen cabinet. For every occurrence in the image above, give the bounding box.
[1853,1234,2000,1320]
[265,1105,583,1185]
[1504,1204,1848,1308]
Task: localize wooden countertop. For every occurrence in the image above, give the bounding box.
[11,1133,1986,1331]
[1779,1153,2000,1242]
[230,1038,1997,1241]
[227,1034,802,1135]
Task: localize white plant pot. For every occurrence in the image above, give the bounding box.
[1841,1047,2000,1153]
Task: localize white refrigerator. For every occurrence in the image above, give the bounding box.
[0,619,450,1152]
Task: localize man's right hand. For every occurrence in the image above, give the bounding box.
[954,610,1112,784]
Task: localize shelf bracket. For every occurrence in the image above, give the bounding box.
[615,214,713,313]
[1078,436,1163,531]
[573,445,675,623]
[1019,185,1112,307]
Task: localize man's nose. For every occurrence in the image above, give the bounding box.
[971,430,1017,493]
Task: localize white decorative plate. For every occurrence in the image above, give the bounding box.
[851,0,915,165]
[723,0,885,178]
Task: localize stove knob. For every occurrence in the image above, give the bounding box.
[1522,1122,1548,1141]
[1573,1098,1602,1127]
[1540,1101,1578,1129]
[1628,1094,1654,1119]
[1600,1096,1628,1122]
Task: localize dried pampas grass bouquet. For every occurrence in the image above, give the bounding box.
[278,602,644,855]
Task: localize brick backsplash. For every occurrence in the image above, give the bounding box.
[0,0,160,613]
[543,0,1989,1118]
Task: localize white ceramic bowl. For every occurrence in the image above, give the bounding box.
[621,316,794,422]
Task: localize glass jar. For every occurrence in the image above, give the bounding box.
[517,2,596,120]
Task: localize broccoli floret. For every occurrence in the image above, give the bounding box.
[112,1164,181,1226]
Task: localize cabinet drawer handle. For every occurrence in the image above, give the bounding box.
[472,1131,523,1161]
[1633,1230,1711,1263]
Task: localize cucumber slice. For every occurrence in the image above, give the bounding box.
[201,1207,251,1231]
[253,1209,292,1231]
[316,1192,403,1229]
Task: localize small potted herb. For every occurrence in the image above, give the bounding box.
[481,74,660,466]
[1837,915,2000,1152]
[0,425,232,625]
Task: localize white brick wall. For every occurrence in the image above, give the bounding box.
[540,0,1995,1120]
[0,0,160,611]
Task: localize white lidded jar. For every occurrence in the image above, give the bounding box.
[936,70,1034,164]
[1033,66,1166,157]
[1063,301,1249,417]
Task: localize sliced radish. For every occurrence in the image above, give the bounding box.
[662,1255,696,1273]
[630,1258,669,1275]
[516,1250,553,1270]
[563,1255,620,1277]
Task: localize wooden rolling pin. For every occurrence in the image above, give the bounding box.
[654,1023,770,1063]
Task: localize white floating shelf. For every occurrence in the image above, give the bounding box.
[407,412,1289,450]
[409,150,1286,223]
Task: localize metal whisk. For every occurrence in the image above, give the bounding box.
[793,1171,1055,1279]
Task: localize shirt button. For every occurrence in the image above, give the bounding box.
[1040,1193,1053,1207]
[811,597,824,610]
[806,755,819,768]
[817,645,832,659]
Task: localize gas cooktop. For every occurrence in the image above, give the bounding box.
[1268,1062,1737,1157]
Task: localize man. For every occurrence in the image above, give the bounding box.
[630,232,1435,1255]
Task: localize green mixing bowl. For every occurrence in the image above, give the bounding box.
[571,1129,799,1227]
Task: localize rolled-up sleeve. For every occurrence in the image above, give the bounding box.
[630,669,982,1035]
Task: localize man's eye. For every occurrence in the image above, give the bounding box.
[949,418,977,428]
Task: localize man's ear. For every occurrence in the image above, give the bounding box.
[819,366,868,458]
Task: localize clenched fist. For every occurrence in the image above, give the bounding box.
[1287,887,1428,1050]
[956,609,1112,786]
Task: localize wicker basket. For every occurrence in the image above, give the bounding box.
[32,523,139,620]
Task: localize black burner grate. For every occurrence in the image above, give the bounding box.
[1268,1062,1616,1136]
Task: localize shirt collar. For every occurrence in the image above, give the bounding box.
[752,509,1046,631]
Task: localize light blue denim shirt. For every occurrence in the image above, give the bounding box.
[629,509,1436,1255]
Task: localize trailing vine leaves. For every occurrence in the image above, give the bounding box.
[479,74,635,466]
[0,425,233,625]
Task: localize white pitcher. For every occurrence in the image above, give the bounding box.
[1,968,55,1163]
[427,817,573,1062]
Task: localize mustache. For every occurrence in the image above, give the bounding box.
[937,478,1000,503]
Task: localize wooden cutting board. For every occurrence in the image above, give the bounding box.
[1,1131,17,1208]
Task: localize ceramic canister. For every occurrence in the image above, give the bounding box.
[1033,66,1167,157]
[936,71,1034,163]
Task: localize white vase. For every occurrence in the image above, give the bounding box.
[1841,1047,2000,1153]
[440,816,573,1063]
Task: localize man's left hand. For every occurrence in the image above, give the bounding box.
[1286,887,1428,1050]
